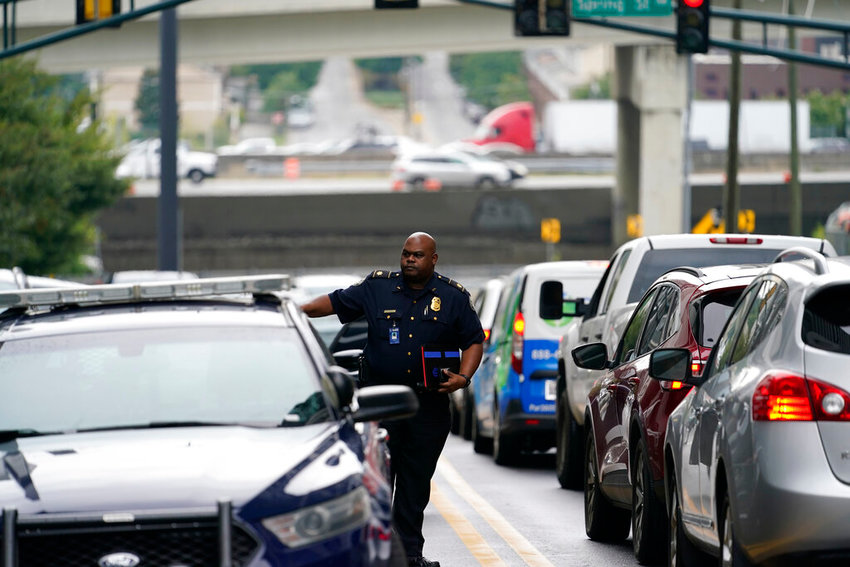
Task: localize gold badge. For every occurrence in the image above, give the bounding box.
[431,297,441,312]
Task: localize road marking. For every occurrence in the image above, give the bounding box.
[436,458,556,567]
[430,482,506,566]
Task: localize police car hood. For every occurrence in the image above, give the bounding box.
[0,425,344,514]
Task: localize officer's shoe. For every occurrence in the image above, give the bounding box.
[407,556,440,567]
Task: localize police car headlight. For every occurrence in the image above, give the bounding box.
[261,486,370,548]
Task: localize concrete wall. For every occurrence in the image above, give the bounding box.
[95,180,849,274]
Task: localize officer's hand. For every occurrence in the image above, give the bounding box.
[437,370,466,394]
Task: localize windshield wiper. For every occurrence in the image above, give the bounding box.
[75,421,235,433]
[0,429,60,443]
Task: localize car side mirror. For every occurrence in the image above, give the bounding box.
[571,342,609,370]
[327,365,356,408]
[352,385,419,423]
[332,348,363,374]
[648,349,695,384]
[540,280,564,320]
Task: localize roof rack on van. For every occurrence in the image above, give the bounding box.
[773,247,829,275]
[0,275,292,311]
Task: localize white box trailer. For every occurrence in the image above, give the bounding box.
[540,99,812,155]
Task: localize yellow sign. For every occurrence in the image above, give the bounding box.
[692,209,756,234]
[627,214,643,238]
[541,218,561,243]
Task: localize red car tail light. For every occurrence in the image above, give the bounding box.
[484,328,491,342]
[752,372,814,421]
[752,373,850,421]
[511,312,525,374]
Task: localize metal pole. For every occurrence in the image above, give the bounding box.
[682,54,694,233]
[788,0,802,235]
[724,0,742,233]
[158,7,179,270]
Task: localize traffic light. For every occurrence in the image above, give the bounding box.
[375,0,418,8]
[515,0,569,37]
[676,0,710,54]
[76,0,121,25]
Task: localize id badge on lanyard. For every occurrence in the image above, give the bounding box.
[389,321,400,345]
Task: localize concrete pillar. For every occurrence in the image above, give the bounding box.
[613,45,688,245]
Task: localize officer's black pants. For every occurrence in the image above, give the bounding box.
[382,391,451,559]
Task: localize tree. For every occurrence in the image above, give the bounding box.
[0,58,130,275]
[449,51,530,110]
[135,67,160,138]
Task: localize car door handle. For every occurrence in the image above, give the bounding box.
[580,336,589,342]
[594,333,603,340]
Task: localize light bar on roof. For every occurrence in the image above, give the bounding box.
[0,275,291,310]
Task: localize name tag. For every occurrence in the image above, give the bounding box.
[389,327,400,344]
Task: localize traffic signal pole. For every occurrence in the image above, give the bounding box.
[158,7,179,271]
[723,0,742,233]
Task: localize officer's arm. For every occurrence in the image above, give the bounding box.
[301,294,335,318]
[459,342,484,379]
[438,342,484,394]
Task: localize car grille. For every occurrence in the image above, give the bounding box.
[2,505,261,567]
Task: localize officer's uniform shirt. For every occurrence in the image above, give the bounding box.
[329,270,484,389]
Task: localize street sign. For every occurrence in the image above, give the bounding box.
[541,218,561,243]
[573,0,672,18]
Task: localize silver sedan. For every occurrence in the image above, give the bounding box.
[650,248,850,566]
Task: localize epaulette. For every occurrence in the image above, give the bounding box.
[367,269,400,279]
[435,274,469,295]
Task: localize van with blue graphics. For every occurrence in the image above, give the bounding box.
[471,260,607,465]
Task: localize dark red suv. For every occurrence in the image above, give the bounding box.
[572,264,761,564]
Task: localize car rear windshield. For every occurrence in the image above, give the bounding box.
[628,248,784,303]
[803,284,850,354]
[0,326,327,433]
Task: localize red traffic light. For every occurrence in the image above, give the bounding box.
[683,0,704,6]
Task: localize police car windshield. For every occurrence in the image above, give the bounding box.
[0,327,327,433]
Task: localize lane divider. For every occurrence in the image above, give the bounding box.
[436,458,556,567]
[430,482,506,566]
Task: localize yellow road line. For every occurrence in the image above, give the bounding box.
[430,481,507,566]
[436,458,556,567]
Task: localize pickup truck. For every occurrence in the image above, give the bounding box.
[547,233,838,489]
[116,138,218,183]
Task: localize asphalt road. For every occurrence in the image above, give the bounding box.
[423,434,637,566]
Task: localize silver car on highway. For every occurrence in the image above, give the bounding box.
[650,248,850,566]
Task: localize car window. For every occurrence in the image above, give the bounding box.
[490,272,521,345]
[637,285,679,356]
[803,284,850,354]
[0,326,324,432]
[614,287,658,365]
[706,283,759,376]
[695,289,744,348]
[601,249,632,315]
[584,255,615,319]
[729,277,786,365]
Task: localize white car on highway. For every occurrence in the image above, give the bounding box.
[391,150,514,190]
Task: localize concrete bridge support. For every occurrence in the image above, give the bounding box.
[614,44,689,245]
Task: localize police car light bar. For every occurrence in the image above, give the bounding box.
[0,275,292,310]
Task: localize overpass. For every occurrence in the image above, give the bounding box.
[11,0,846,72]
[10,0,850,247]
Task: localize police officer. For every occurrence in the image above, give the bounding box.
[301,232,484,567]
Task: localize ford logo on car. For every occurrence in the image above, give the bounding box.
[98,553,141,567]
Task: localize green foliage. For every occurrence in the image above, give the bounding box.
[572,73,612,100]
[355,57,412,93]
[449,52,530,109]
[263,70,305,112]
[230,62,321,93]
[807,89,848,138]
[0,58,130,274]
[135,68,160,138]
